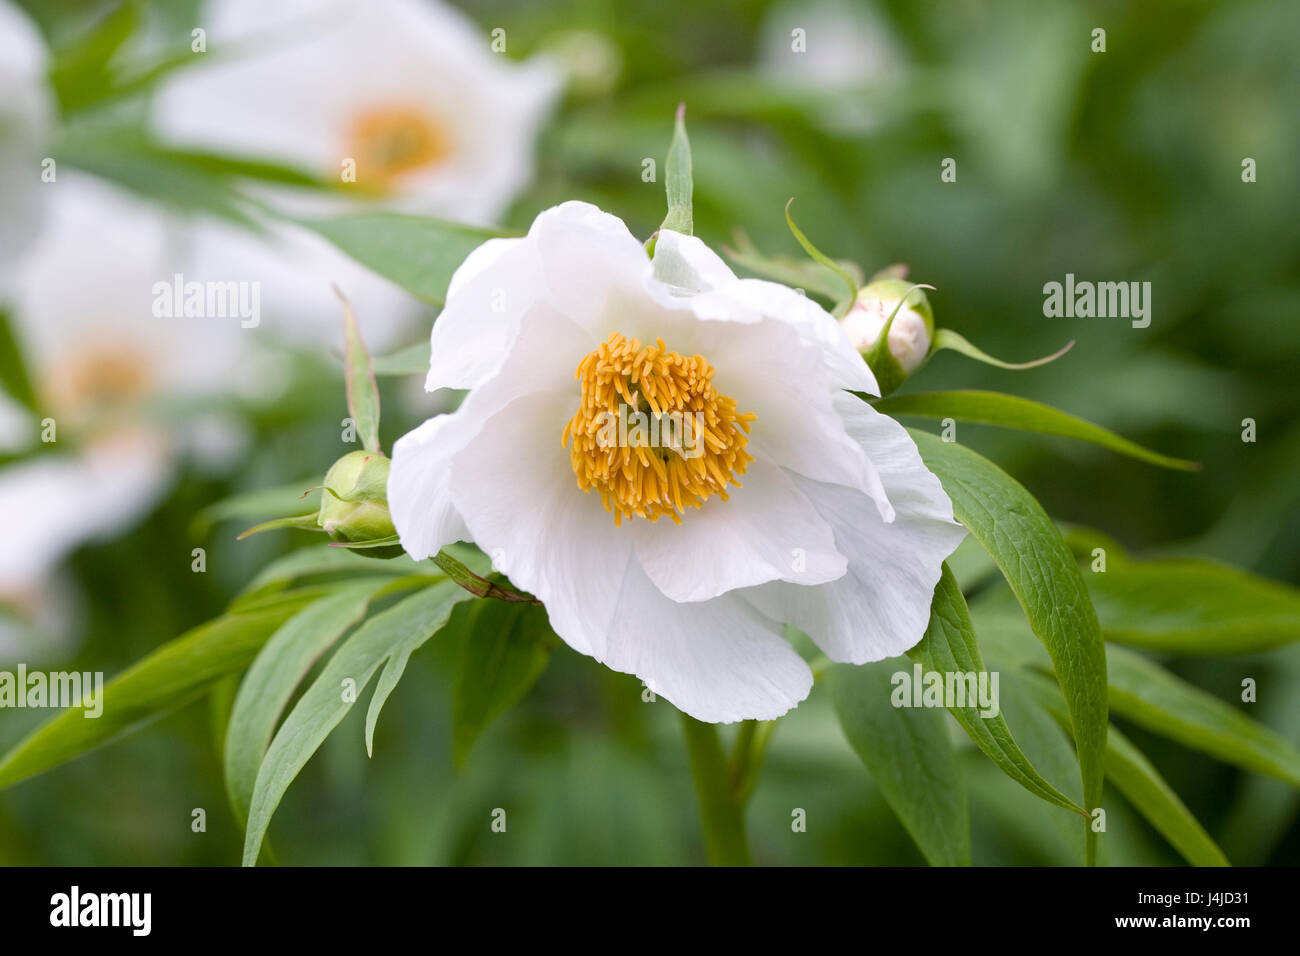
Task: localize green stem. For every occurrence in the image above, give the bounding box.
[681,715,752,866]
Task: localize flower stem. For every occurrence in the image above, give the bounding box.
[681,714,752,866]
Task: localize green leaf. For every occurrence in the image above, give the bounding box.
[340,291,382,454]
[660,103,693,236]
[190,477,320,537]
[242,580,473,865]
[0,592,322,790]
[907,565,1087,817]
[783,199,857,309]
[48,1,138,114]
[1105,644,1300,788]
[452,600,557,768]
[1088,558,1300,655]
[722,230,862,301]
[224,581,385,823]
[877,391,1198,471]
[909,428,1108,864]
[371,341,432,377]
[931,328,1074,371]
[239,546,421,598]
[235,512,321,541]
[294,213,506,305]
[0,310,37,411]
[1020,670,1230,866]
[830,659,971,866]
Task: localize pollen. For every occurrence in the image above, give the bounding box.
[562,332,755,526]
[343,104,453,190]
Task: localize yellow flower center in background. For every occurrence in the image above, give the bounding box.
[344,104,453,190]
[563,332,755,526]
[47,343,153,415]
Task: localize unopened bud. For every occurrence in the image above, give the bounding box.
[318,450,397,550]
[841,278,934,374]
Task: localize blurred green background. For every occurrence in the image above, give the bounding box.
[1,0,1297,865]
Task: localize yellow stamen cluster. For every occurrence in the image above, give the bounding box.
[562,332,756,525]
[344,104,452,190]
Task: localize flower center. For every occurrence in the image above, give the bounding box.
[46,341,153,416]
[562,332,755,526]
[343,104,453,190]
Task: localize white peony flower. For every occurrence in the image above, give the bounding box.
[0,0,53,265]
[151,0,563,226]
[388,202,966,723]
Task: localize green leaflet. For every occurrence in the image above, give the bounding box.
[1021,670,1230,867]
[242,580,474,865]
[1105,644,1300,788]
[830,659,971,866]
[223,581,389,824]
[341,293,382,454]
[371,341,432,377]
[1088,558,1300,655]
[452,600,557,768]
[909,428,1108,865]
[0,309,37,411]
[929,329,1075,372]
[907,564,1087,818]
[659,103,693,236]
[876,390,1198,471]
[0,590,322,790]
[295,213,506,305]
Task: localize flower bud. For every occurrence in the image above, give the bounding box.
[317,450,398,552]
[841,278,935,375]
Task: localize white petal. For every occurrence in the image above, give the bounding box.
[601,563,813,723]
[425,237,538,392]
[0,438,171,594]
[632,455,845,602]
[650,230,737,294]
[387,414,471,559]
[682,276,878,394]
[682,314,894,519]
[446,389,631,659]
[393,305,595,560]
[529,201,654,334]
[743,398,965,663]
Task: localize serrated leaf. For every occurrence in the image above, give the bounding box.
[908,564,1086,817]
[660,103,693,236]
[0,591,323,790]
[1020,670,1230,866]
[452,600,556,768]
[1105,643,1300,788]
[1088,558,1300,655]
[242,580,473,865]
[224,580,388,823]
[830,659,971,866]
[910,427,1108,864]
[295,213,506,305]
[877,391,1198,471]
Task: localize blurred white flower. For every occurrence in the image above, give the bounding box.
[151,0,564,226]
[0,176,248,612]
[388,203,965,722]
[0,0,53,264]
[758,0,903,135]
